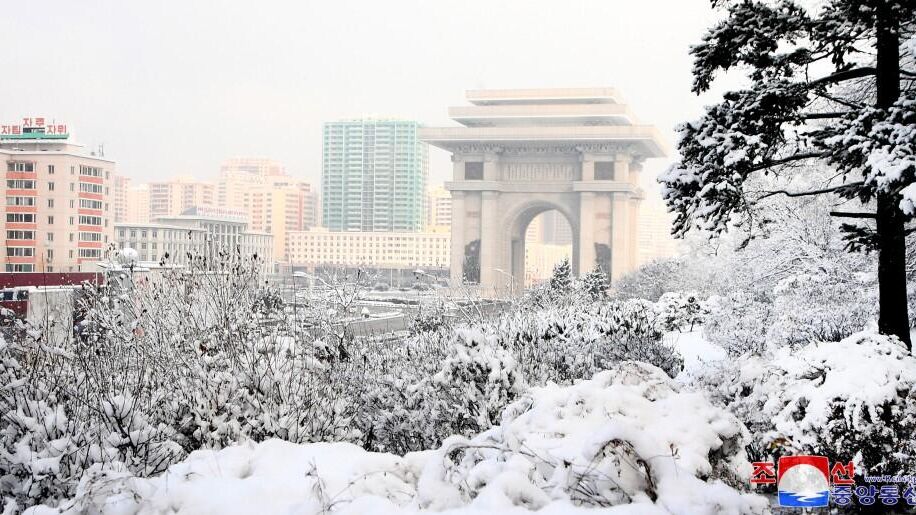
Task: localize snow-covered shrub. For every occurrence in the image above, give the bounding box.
[703,291,773,357]
[34,362,769,515]
[358,329,524,455]
[696,331,916,478]
[498,300,684,383]
[653,291,705,332]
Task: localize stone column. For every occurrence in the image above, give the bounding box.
[610,191,630,281]
[483,152,500,181]
[578,191,596,276]
[449,191,465,286]
[628,196,641,271]
[452,155,465,180]
[581,156,595,181]
[478,190,500,292]
[613,153,630,181]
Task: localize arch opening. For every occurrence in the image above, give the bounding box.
[502,202,577,293]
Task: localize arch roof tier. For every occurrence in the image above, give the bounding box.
[421,88,667,158]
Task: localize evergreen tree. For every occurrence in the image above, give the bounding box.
[549,257,573,293]
[661,0,916,347]
[582,263,611,300]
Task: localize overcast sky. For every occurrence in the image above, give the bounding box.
[1,0,732,191]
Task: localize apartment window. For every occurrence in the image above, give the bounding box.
[465,162,483,180]
[70,183,75,191]
[79,232,103,242]
[80,199,103,210]
[78,248,101,259]
[6,213,35,223]
[48,182,55,191]
[69,216,74,225]
[78,215,103,226]
[79,165,103,177]
[70,200,75,208]
[6,197,36,206]
[79,182,104,194]
[47,249,53,259]
[6,179,36,189]
[6,247,35,257]
[5,264,34,272]
[119,229,126,238]
[47,232,53,242]
[48,198,54,208]
[7,230,35,240]
[48,165,55,175]
[69,233,74,242]
[48,215,54,224]
[7,162,34,172]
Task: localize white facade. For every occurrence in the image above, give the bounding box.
[115,207,274,272]
[287,228,449,269]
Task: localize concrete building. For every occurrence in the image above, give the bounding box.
[113,174,130,223]
[114,206,274,272]
[216,158,315,261]
[287,228,449,272]
[1,117,114,272]
[149,176,216,219]
[420,88,667,292]
[427,186,452,230]
[125,184,151,223]
[322,119,428,232]
[637,196,679,265]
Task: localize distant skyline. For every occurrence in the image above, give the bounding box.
[1,0,739,194]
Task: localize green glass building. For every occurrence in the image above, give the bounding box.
[322,119,428,232]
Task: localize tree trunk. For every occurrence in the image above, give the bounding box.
[875,4,911,349]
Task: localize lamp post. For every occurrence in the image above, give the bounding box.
[493,268,515,299]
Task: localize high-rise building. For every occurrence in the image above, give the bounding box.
[148,176,215,219]
[322,119,428,232]
[125,184,151,224]
[113,174,130,223]
[426,186,452,230]
[216,158,314,261]
[1,117,114,272]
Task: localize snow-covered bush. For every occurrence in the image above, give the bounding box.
[360,329,525,455]
[30,362,769,515]
[653,291,705,332]
[694,331,916,478]
[703,291,773,358]
[498,300,684,382]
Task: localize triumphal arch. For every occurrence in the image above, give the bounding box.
[420,88,666,292]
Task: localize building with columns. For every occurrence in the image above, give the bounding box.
[420,88,666,293]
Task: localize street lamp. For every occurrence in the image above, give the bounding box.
[493,268,516,298]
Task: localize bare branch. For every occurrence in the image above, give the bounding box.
[810,67,876,86]
[748,152,824,173]
[757,181,864,201]
[830,211,877,219]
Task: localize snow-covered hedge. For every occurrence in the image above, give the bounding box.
[24,362,768,515]
[692,331,916,478]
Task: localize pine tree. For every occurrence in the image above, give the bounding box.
[549,257,573,293]
[661,0,915,348]
[582,263,611,300]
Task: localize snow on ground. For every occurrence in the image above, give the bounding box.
[27,362,768,515]
[663,328,727,378]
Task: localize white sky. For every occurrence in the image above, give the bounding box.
[0,0,733,193]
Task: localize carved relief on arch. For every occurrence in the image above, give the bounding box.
[502,163,575,181]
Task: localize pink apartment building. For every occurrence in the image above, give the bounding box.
[1,117,115,272]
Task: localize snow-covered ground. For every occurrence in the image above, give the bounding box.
[664,328,726,378]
